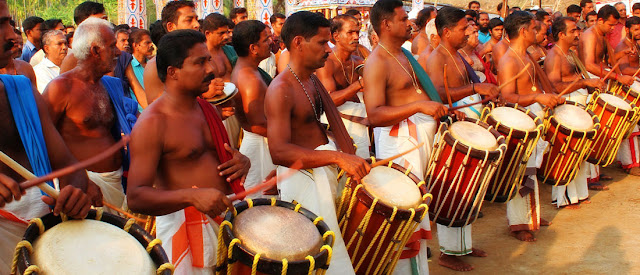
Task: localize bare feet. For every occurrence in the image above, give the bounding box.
[563,204,581,209]
[469,248,488,257]
[439,253,474,271]
[580,199,592,204]
[540,218,551,226]
[511,230,536,242]
[588,182,609,191]
[627,167,640,176]
[599,173,613,181]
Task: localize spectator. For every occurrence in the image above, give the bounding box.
[468,1,480,11]
[128,29,153,111]
[586,11,597,28]
[115,28,131,53]
[73,1,107,25]
[30,19,66,66]
[567,5,582,21]
[33,30,68,93]
[537,10,552,28]
[148,19,165,46]
[578,0,595,29]
[269,13,285,53]
[478,12,491,43]
[412,7,434,54]
[229,7,248,25]
[20,16,44,62]
[65,25,75,34]
[608,2,628,47]
[66,32,74,49]
[633,3,640,17]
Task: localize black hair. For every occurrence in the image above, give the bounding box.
[345,9,362,17]
[468,1,480,8]
[567,5,582,15]
[232,20,267,57]
[580,0,593,8]
[202,13,229,32]
[435,7,467,36]
[598,5,621,20]
[114,24,130,32]
[149,20,166,46]
[22,16,44,32]
[156,29,206,82]
[551,17,576,41]
[416,7,436,29]
[536,10,549,21]
[161,0,195,31]
[465,10,478,19]
[504,11,535,39]
[633,3,640,12]
[42,19,63,32]
[330,14,358,34]
[281,11,330,50]
[497,3,508,12]
[73,1,105,25]
[626,16,640,29]
[488,17,504,30]
[370,0,404,34]
[129,28,151,46]
[229,7,247,20]
[270,13,286,24]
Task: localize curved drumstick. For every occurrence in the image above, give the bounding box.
[497,63,532,91]
[557,78,581,98]
[228,160,303,201]
[449,94,498,112]
[444,64,454,107]
[602,59,622,81]
[372,142,425,168]
[632,66,640,79]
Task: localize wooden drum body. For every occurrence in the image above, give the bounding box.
[586,93,640,166]
[609,80,640,106]
[539,102,600,185]
[425,118,507,227]
[218,199,334,275]
[13,209,173,275]
[481,103,543,202]
[337,162,430,275]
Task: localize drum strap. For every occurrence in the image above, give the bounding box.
[312,74,357,155]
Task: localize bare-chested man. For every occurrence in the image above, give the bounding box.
[545,17,605,208]
[479,18,503,64]
[365,0,455,273]
[615,16,640,75]
[43,18,137,213]
[127,30,250,274]
[203,13,234,81]
[230,20,276,198]
[424,7,498,271]
[316,14,370,158]
[498,11,563,242]
[417,19,439,69]
[0,1,92,273]
[265,11,370,274]
[579,5,634,85]
[411,7,435,55]
[528,20,548,64]
[59,1,109,73]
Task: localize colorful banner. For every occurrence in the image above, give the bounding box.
[122,0,147,28]
[235,0,244,8]
[412,0,424,12]
[285,0,295,16]
[255,0,272,24]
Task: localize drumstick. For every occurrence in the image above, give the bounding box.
[443,64,454,107]
[557,78,581,98]
[0,151,58,199]
[602,60,622,81]
[227,160,303,201]
[497,63,532,91]
[448,94,498,112]
[632,66,640,79]
[371,142,425,168]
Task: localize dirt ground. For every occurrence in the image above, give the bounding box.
[426,164,640,274]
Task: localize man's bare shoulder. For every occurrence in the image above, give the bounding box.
[144,57,158,74]
[426,47,445,63]
[45,72,77,92]
[615,40,630,52]
[266,73,294,97]
[234,66,267,91]
[497,51,517,70]
[581,28,596,42]
[364,49,390,68]
[134,102,168,134]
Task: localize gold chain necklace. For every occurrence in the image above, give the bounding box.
[378,42,422,94]
[509,45,537,92]
[332,50,354,85]
[439,45,470,85]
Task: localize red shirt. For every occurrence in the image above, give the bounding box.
[607,22,625,48]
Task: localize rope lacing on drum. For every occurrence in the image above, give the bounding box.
[346,197,378,259]
[313,216,324,225]
[320,244,333,272]
[322,230,335,247]
[293,203,302,212]
[247,198,254,208]
[216,220,233,273]
[31,218,45,235]
[251,253,261,275]
[156,262,175,275]
[146,239,162,254]
[123,218,136,232]
[281,258,288,275]
[11,240,34,275]
[305,255,315,275]
[95,208,104,221]
[23,265,40,275]
[356,206,397,273]
[270,197,277,206]
[225,238,242,275]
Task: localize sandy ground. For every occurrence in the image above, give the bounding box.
[426,164,640,274]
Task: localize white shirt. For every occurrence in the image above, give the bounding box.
[29,49,45,66]
[32,57,60,93]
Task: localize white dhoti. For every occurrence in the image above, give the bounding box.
[277,141,354,275]
[87,168,125,215]
[375,113,437,273]
[436,225,472,255]
[238,130,276,199]
[450,94,483,119]
[616,125,640,170]
[507,103,544,232]
[156,208,218,275]
[321,100,371,159]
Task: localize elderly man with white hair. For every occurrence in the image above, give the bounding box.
[42,18,138,213]
[33,30,68,93]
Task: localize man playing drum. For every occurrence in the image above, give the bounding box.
[264,11,370,274]
[316,14,370,158]
[545,17,605,208]
[0,1,93,272]
[231,20,277,198]
[424,7,499,271]
[126,30,250,274]
[497,11,563,242]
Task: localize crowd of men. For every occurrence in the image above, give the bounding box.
[0,0,638,273]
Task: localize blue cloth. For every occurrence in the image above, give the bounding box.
[478,31,491,44]
[114,51,133,98]
[129,57,145,113]
[0,75,53,194]
[20,40,38,63]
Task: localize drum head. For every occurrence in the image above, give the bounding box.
[553,104,594,131]
[490,106,537,131]
[233,205,322,261]
[600,93,631,110]
[33,220,156,275]
[449,121,499,150]
[631,81,640,92]
[362,166,422,210]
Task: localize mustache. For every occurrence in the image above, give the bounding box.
[3,40,14,51]
[203,73,216,83]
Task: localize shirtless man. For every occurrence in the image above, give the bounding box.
[528,20,548,64]
[127,29,250,274]
[615,16,640,75]
[578,4,634,85]
[545,17,605,208]
[59,1,109,73]
[0,1,92,272]
[231,20,276,197]
[42,18,137,212]
[203,13,234,81]
[411,7,434,55]
[265,11,370,274]
[498,11,563,242]
[316,14,370,158]
[144,0,201,103]
[424,7,498,271]
[364,0,452,273]
[479,18,503,63]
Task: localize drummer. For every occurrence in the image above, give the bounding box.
[126,30,250,274]
[424,7,498,271]
[497,11,562,242]
[544,17,605,208]
[0,0,93,273]
[316,14,370,158]
[264,11,370,274]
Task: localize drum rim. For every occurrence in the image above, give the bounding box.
[353,161,428,222]
[616,80,640,100]
[441,117,507,160]
[15,209,172,275]
[548,101,600,138]
[484,102,543,139]
[221,199,333,274]
[594,92,638,115]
